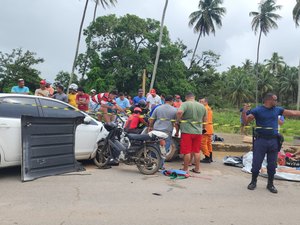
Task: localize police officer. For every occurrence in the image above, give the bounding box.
[243,93,300,193]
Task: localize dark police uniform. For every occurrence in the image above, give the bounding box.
[251,105,284,177]
[248,105,284,193]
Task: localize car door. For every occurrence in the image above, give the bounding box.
[0,96,40,164]
[38,98,100,159]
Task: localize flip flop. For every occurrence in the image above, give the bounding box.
[190,168,201,174]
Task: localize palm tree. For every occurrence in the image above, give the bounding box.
[242,59,254,73]
[293,0,300,109]
[93,0,116,22]
[225,68,253,107]
[188,0,226,68]
[68,0,117,92]
[149,0,169,91]
[264,52,285,76]
[258,70,276,99]
[279,67,298,105]
[249,0,282,105]
[293,0,300,27]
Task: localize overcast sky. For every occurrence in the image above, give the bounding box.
[1,0,299,82]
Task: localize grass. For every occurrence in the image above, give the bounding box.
[213,108,300,144]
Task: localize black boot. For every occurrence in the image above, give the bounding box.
[209,152,213,162]
[247,173,258,190]
[200,155,211,163]
[267,176,278,194]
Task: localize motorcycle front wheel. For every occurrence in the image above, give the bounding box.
[136,145,161,175]
[93,142,111,168]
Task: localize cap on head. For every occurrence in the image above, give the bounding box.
[150,89,156,94]
[138,89,143,93]
[90,89,96,93]
[175,95,181,99]
[40,80,46,85]
[18,78,24,82]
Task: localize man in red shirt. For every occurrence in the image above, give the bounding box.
[76,87,90,111]
[92,90,123,122]
[124,107,148,133]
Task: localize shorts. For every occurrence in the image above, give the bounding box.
[180,133,202,155]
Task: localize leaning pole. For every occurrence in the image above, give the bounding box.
[297,59,300,110]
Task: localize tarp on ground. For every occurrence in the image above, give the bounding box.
[241,151,300,182]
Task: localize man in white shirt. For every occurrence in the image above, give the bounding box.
[146,89,162,110]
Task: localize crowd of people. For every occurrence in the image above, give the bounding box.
[7,78,300,194]
[7,78,214,173]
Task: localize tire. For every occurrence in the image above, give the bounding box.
[165,137,180,162]
[93,142,111,168]
[136,145,161,175]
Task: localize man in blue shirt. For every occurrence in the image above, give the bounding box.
[11,78,29,94]
[243,93,300,194]
[133,89,146,106]
[116,92,130,111]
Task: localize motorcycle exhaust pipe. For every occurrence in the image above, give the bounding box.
[108,139,127,152]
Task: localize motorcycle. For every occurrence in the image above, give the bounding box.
[93,122,168,175]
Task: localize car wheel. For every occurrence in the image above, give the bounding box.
[165,137,180,162]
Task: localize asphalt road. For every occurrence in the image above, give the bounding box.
[1,153,300,225]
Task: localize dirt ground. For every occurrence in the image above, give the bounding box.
[1,151,300,225]
[215,132,248,145]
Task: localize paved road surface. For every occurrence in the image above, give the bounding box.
[1,152,300,225]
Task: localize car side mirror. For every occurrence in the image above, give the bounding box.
[84,117,91,124]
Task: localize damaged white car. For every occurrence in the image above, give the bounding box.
[0,94,108,168]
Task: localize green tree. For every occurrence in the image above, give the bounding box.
[54,71,78,90]
[188,0,226,68]
[79,14,192,96]
[249,0,282,105]
[0,48,44,93]
[293,0,300,109]
[150,0,169,91]
[279,66,298,106]
[223,67,254,107]
[258,69,276,99]
[293,0,300,27]
[242,59,254,72]
[264,52,285,76]
[69,0,117,92]
[93,0,117,22]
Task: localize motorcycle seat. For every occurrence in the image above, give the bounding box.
[126,133,152,141]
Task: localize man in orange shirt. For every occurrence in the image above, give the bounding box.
[173,95,182,108]
[199,98,214,163]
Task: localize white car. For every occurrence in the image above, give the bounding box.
[0,94,108,168]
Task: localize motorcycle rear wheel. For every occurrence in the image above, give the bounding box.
[93,143,111,168]
[136,145,161,175]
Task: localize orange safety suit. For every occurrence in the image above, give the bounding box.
[201,104,213,157]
